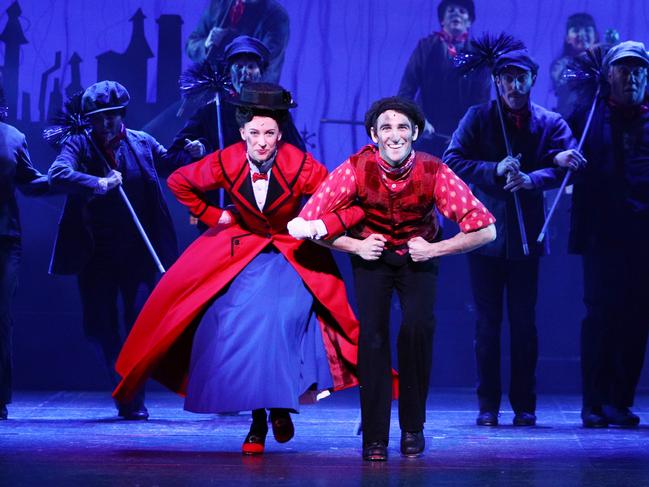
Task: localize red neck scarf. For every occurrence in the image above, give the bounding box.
[435,30,469,58]
[607,98,649,119]
[375,148,416,193]
[503,102,531,130]
[229,0,246,27]
[92,124,126,169]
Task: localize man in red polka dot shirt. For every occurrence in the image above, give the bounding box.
[443,50,582,428]
[288,97,496,461]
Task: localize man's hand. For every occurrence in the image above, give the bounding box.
[105,170,122,190]
[496,155,521,176]
[205,27,229,50]
[95,170,122,194]
[184,139,206,159]
[554,149,587,171]
[356,234,387,260]
[503,171,534,192]
[407,236,439,262]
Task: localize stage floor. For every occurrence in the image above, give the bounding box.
[1,389,649,486]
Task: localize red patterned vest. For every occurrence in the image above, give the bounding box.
[348,146,442,251]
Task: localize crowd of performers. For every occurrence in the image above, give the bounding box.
[1,0,648,462]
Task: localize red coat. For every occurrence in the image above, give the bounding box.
[113,142,364,402]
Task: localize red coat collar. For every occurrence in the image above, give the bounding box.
[218,141,307,217]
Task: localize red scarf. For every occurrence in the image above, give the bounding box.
[435,30,469,58]
[607,98,649,119]
[503,103,531,130]
[375,148,416,193]
[229,0,246,27]
[92,124,126,170]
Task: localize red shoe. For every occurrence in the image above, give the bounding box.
[242,429,267,455]
[270,412,294,443]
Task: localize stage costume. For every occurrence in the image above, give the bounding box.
[444,100,576,418]
[186,0,289,83]
[113,142,364,411]
[0,122,48,416]
[48,124,178,417]
[297,144,494,447]
[570,99,649,423]
[398,31,490,155]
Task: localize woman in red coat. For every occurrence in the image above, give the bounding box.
[113,83,364,454]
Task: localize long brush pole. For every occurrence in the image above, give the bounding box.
[492,76,529,256]
[537,86,601,244]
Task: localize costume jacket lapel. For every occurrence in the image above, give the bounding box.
[219,142,305,217]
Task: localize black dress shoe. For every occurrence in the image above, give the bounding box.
[0,404,7,420]
[363,441,388,462]
[117,404,149,421]
[400,430,424,457]
[269,410,294,443]
[476,411,498,426]
[603,405,640,427]
[581,408,608,428]
[513,412,536,426]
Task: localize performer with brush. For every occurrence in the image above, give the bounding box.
[444,45,583,427]
[568,41,649,428]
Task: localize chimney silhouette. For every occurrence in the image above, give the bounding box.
[47,78,63,121]
[0,1,28,120]
[66,52,83,97]
[96,8,154,127]
[124,8,153,106]
[156,15,183,107]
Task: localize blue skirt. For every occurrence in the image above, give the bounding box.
[184,249,334,413]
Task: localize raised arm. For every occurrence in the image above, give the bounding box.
[166,152,226,227]
[408,163,497,261]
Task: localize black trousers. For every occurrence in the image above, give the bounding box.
[468,253,539,414]
[0,238,20,405]
[581,248,649,410]
[352,253,438,445]
[77,240,156,406]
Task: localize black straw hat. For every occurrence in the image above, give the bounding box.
[229,82,297,110]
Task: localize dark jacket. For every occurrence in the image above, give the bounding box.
[47,129,178,275]
[569,101,649,253]
[186,0,289,83]
[398,34,491,139]
[443,101,576,259]
[167,99,305,169]
[0,122,48,240]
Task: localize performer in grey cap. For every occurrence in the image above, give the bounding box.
[47,80,178,420]
[568,41,649,428]
[186,0,289,84]
[169,35,303,170]
[169,35,304,234]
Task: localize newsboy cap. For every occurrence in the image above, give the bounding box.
[224,35,270,69]
[82,80,130,116]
